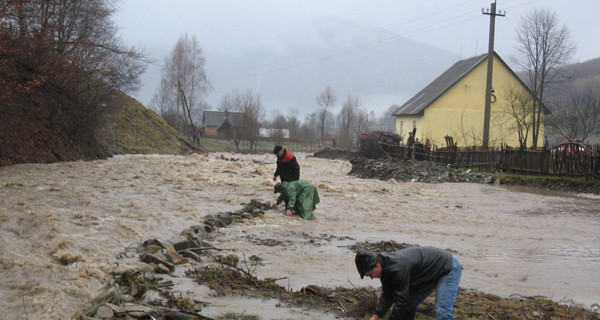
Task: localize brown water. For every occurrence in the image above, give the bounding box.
[1,153,599,320]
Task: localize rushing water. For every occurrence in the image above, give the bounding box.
[1,153,599,320]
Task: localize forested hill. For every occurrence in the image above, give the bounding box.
[516,56,600,91]
[564,57,600,86]
[532,56,600,144]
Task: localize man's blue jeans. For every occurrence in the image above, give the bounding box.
[408,255,462,320]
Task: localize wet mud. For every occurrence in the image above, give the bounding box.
[81,224,599,320]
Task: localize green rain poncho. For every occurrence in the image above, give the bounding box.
[276,180,320,220]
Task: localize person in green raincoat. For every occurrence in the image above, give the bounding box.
[272,180,320,220]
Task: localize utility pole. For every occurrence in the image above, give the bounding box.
[481,1,505,149]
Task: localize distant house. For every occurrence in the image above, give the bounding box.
[392,52,547,148]
[201,110,246,138]
[259,128,290,139]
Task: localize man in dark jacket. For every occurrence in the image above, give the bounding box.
[355,246,461,320]
[404,127,416,160]
[272,145,300,182]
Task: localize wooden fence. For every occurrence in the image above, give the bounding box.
[379,141,600,179]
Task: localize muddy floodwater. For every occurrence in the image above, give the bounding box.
[1,153,599,320]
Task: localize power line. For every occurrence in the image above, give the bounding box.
[210,0,480,81]
[210,1,496,83]
[210,0,546,88]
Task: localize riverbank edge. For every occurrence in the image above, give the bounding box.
[313,148,600,196]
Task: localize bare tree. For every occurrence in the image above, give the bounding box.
[149,78,175,118]
[377,105,399,132]
[514,7,575,148]
[271,113,288,130]
[268,113,288,144]
[449,112,483,147]
[356,110,375,137]
[1,0,147,164]
[336,95,362,148]
[219,90,265,152]
[316,85,337,145]
[500,84,535,149]
[152,34,211,134]
[4,0,147,91]
[297,122,317,145]
[301,111,320,144]
[286,108,301,141]
[547,87,600,141]
[1,0,146,119]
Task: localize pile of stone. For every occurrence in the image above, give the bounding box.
[203,199,270,232]
[75,200,272,320]
[313,147,360,160]
[348,158,496,184]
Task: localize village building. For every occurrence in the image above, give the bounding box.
[259,128,290,140]
[392,52,547,148]
[201,110,246,138]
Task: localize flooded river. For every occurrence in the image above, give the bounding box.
[1,153,599,319]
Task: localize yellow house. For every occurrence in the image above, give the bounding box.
[392,52,546,148]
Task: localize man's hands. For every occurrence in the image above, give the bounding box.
[272,203,292,217]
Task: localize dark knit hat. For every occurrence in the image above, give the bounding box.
[274,182,284,194]
[273,145,283,154]
[355,250,378,279]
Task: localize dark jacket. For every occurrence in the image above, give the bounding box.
[406,135,415,147]
[274,149,300,182]
[376,246,453,319]
[407,127,417,147]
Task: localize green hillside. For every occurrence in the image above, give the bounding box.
[97,92,190,155]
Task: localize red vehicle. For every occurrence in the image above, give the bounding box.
[553,140,596,155]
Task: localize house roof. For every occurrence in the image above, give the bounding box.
[392,52,549,116]
[392,53,487,116]
[202,110,246,127]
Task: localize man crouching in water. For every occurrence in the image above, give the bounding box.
[355,246,461,320]
[272,181,319,220]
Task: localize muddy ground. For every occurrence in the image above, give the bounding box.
[78,204,600,320]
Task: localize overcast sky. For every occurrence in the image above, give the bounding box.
[114,0,600,116]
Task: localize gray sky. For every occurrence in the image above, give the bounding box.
[114,0,600,117]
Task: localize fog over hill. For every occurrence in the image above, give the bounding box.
[562,57,600,88]
[137,15,600,123]
[200,19,459,119]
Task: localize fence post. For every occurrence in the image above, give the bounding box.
[542,146,548,175]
